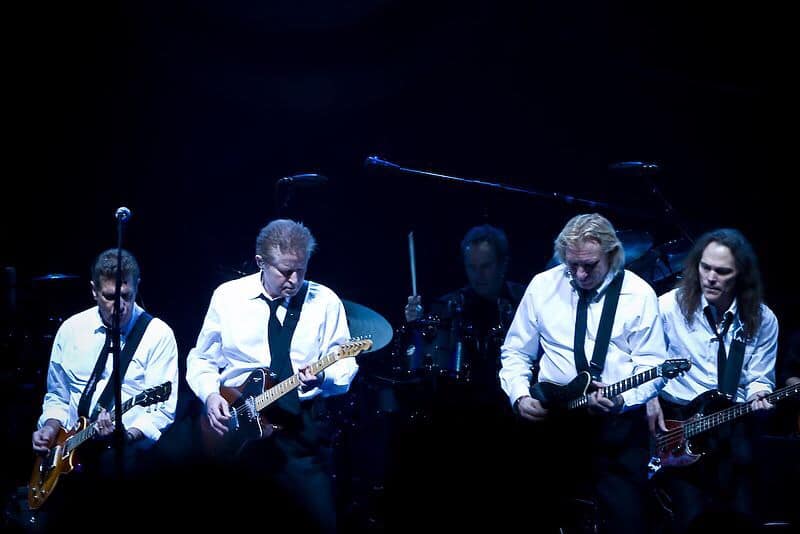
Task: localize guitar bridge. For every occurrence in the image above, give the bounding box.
[244,396,258,422]
[647,456,662,479]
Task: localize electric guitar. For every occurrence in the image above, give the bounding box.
[532,359,691,410]
[28,381,172,509]
[201,337,372,456]
[649,382,800,474]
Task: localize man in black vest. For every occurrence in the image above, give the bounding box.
[186,219,358,533]
[500,213,667,533]
[31,248,179,524]
[647,228,778,533]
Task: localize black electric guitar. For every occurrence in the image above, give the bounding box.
[28,381,172,510]
[532,359,691,410]
[649,382,800,474]
[201,337,372,456]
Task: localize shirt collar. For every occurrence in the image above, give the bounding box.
[700,293,738,324]
[93,303,143,337]
[247,271,287,306]
[566,267,621,302]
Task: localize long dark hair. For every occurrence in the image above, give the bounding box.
[677,228,763,338]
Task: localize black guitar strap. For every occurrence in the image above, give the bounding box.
[92,312,153,417]
[584,270,625,381]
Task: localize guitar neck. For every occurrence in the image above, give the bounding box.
[685,383,800,439]
[64,396,136,454]
[253,350,341,412]
[568,367,660,410]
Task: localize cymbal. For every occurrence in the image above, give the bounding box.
[342,299,393,352]
[650,238,690,282]
[545,229,654,268]
[616,229,653,265]
[32,273,80,282]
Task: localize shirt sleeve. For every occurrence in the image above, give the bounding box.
[316,297,358,397]
[499,283,540,406]
[743,307,778,400]
[124,320,180,441]
[186,290,225,404]
[620,287,668,408]
[38,327,71,429]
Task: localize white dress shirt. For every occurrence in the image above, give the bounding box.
[186,273,358,404]
[659,288,777,404]
[37,304,179,441]
[500,265,667,409]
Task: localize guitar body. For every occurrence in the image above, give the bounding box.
[532,372,593,409]
[200,368,281,456]
[533,360,690,411]
[28,417,88,510]
[27,381,171,510]
[199,338,373,457]
[654,389,731,469]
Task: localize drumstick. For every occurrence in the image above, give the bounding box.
[408,231,417,296]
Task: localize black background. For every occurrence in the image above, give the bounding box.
[1,1,796,527]
[3,1,791,350]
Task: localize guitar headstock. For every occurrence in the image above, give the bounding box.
[136,381,172,408]
[339,337,374,357]
[660,358,691,379]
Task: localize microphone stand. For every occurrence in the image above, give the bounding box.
[111,208,129,478]
[642,173,694,245]
[608,162,694,244]
[365,156,657,220]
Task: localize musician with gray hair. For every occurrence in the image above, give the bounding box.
[499,212,667,533]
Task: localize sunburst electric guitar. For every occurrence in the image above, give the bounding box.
[28,381,172,509]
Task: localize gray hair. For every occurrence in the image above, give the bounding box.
[553,213,625,273]
[255,219,317,264]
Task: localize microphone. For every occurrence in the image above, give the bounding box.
[115,206,131,221]
[609,161,661,174]
[277,173,328,187]
[364,155,401,169]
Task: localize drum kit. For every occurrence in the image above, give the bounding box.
[341,298,486,386]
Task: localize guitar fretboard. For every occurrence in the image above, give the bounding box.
[568,367,661,410]
[64,396,136,454]
[253,342,367,412]
[685,383,800,438]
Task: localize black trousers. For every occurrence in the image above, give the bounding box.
[234,400,337,533]
[511,406,652,534]
[31,437,158,533]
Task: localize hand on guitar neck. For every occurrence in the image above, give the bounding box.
[585,380,625,415]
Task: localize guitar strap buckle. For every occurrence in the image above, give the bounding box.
[589,362,603,381]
